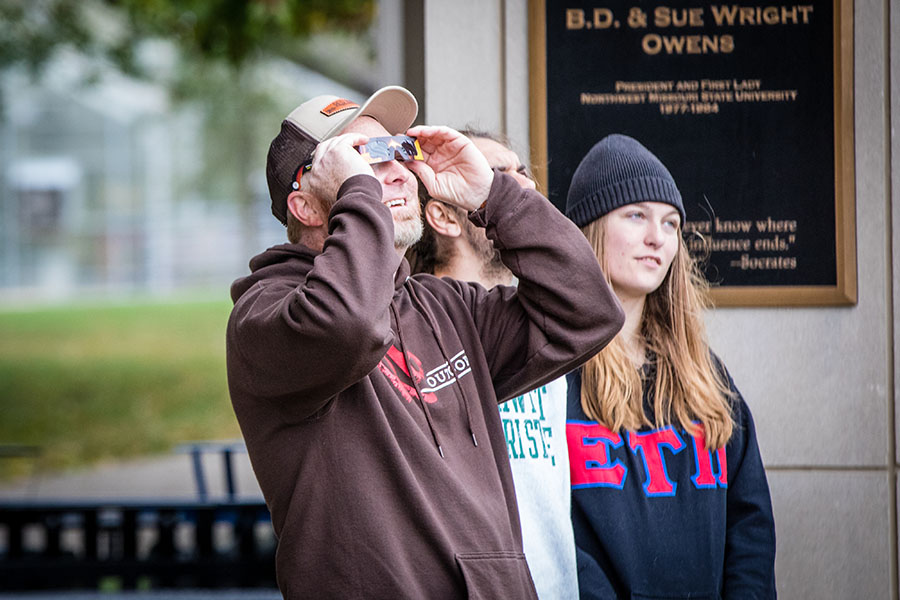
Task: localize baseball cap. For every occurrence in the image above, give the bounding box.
[266,85,419,225]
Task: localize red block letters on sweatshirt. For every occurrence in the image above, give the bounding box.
[690,424,728,488]
[566,422,627,488]
[567,420,728,496]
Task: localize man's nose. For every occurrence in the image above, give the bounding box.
[376,159,411,184]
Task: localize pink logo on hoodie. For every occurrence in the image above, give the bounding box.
[379,345,438,404]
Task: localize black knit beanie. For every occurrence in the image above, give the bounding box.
[565,134,685,227]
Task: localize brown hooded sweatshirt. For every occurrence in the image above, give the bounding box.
[226,172,624,599]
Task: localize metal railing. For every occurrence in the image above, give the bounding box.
[0,442,277,592]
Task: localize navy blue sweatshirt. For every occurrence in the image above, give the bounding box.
[566,362,776,599]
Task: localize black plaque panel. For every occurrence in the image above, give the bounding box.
[530,0,855,305]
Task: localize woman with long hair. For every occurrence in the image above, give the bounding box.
[564,134,776,599]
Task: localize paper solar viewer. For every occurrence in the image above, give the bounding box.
[292,135,424,191]
[357,135,424,165]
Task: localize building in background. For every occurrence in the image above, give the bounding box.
[0,7,394,303]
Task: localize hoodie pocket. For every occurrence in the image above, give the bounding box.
[456,551,538,600]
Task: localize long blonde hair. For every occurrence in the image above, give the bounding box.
[580,218,734,449]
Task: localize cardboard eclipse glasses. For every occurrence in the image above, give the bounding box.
[292,135,423,191]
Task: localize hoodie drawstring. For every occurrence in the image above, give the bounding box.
[390,302,445,458]
[405,281,479,450]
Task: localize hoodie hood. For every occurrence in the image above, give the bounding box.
[230,243,317,303]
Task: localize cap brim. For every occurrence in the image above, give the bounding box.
[322,86,418,140]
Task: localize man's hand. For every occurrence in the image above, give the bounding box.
[405,126,494,212]
[304,133,375,207]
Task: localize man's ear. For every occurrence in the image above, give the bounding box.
[287,191,325,228]
[424,200,462,238]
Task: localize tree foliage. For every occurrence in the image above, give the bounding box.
[115,0,374,67]
[0,0,375,76]
[0,0,95,73]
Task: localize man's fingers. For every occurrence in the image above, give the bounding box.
[406,126,462,154]
[313,133,370,166]
[334,132,370,149]
[304,132,375,203]
[405,160,435,190]
[407,125,452,140]
[404,124,492,210]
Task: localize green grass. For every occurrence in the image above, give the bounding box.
[0,297,240,481]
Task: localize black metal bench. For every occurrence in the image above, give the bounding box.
[175,440,250,503]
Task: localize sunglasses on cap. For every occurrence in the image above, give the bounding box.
[291,135,423,191]
[291,161,313,191]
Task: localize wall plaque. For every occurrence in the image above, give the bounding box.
[529,0,855,306]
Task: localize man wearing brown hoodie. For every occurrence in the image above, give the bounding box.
[225,86,624,599]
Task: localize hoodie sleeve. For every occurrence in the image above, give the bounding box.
[226,175,400,415]
[453,172,624,402]
[722,370,778,599]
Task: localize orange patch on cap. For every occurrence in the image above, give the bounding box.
[320,99,359,117]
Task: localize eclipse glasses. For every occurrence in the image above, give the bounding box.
[292,135,423,191]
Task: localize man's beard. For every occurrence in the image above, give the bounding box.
[464,220,512,285]
[394,214,424,250]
